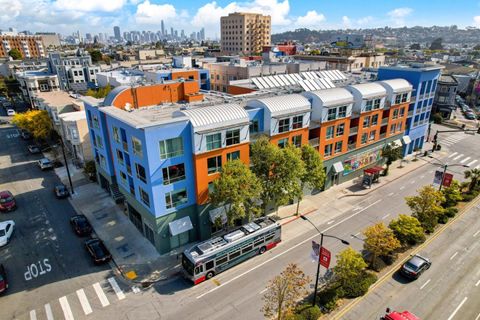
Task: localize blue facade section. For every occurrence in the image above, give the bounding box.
[246,107,265,133]
[378,66,441,156]
[151,69,210,91]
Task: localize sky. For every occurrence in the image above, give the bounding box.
[1,0,480,38]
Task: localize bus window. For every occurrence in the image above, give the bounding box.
[265,234,275,242]
[254,238,264,247]
[229,249,241,260]
[206,260,214,270]
[241,244,253,254]
[195,265,204,275]
[217,255,228,266]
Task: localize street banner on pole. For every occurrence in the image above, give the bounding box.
[433,170,443,185]
[320,247,331,269]
[311,240,320,262]
[442,173,454,187]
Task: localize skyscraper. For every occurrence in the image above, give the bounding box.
[113,26,121,41]
[161,20,165,36]
[171,27,174,39]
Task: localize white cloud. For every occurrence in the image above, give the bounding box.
[295,10,325,29]
[342,16,351,28]
[473,16,480,27]
[135,1,177,25]
[387,7,412,26]
[0,0,23,21]
[357,16,373,26]
[54,0,127,12]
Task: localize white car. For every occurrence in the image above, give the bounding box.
[6,109,15,116]
[38,158,54,170]
[0,221,15,247]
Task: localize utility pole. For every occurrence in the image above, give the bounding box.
[59,137,74,195]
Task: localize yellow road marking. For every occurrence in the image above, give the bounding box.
[212,279,221,286]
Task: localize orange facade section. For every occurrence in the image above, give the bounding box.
[269,128,310,148]
[0,35,43,58]
[318,118,350,160]
[355,109,384,147]
[193,143,250,205]
[386,102,409,137]
[228,85,257,95]
[111,81,202,109]
[171,70,199,81]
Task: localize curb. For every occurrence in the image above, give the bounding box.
[279,208,318,226]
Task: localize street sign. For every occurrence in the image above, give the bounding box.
[320,247,331,269]
[433,170,444,185]
[442,173,454,187]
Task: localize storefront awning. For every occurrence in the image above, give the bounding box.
[402,135,412,145]
[392,139,402,148]
[168,216,193,236]
[333,162,344,173]
[364,166,384,174]
[209,206,228,224]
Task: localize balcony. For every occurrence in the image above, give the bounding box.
[380,133,386,139]
[349,126,358,136]
[308,138,319,147]
[348,143,356,151]
[381,117,389,126]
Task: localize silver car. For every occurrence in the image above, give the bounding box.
[401,254,431,279]
[38,158,53,170]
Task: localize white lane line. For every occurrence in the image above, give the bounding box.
[351,232,360,238]
[453,154,464,161]
[93,282,110,307]
[259,288,268,295]
[474,230,480,237]
[387,192,394,196]
[30,310,37,320]
[381,214,390,220]
[447,296,468,320]
[44,304,54,320]
[475,279,480,287]
[59,296,75,320]
[196,199,383,299]
[327,220,335,225]
[420,279,431,290]
[475,165,480,169]
[420,175,425,179]
[460,157,471,164]
[467,159,478,167]
[450,252,458,260]
[410,180,416,184]
[108,277,126,300]
[76,288,93,315]
[400,186,405,190]
[475,312,480,320]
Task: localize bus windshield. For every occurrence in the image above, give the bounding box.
[182,253,194,276]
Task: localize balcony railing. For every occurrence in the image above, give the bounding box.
[381,117,389,126]
[308,138,319,147]
[380,133,387,139]
[348,143,356,151]
[349,126,358,136]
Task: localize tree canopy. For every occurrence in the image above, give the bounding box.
[85,83,112,99]
[441,180,463,207]
[429,38,444,50]
[8,48,22,60]
[363,222,400,268]
[12,110,52,140]
[382,142,402,175]
[295,144,325,213]
[405,185,445,233]
[464,168,480,193]
[88,49,103,63]
[388,214,425,246]
[333,247,367,285]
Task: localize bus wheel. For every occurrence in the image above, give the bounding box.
[206,271,215,280]
[259,246,267,254]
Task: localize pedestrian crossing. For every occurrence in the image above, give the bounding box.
[26,277,131,320]
[447,152,480,169]
[438,133,468,147]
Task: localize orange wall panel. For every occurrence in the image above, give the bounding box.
[269,128,309,147]
[171,70,199,81]
[318,118,350,160]
[228,85,257,95]
[356,109,384,147]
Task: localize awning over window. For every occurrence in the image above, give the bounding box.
[333,162,344,173]
[402,135,412,145]
[209,206,228,225]
[168,216,193,236]
[364,166,384,174]
[392,139,402,148]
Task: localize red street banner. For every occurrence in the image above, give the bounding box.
[442,173,454,187]
[320,247,331,269]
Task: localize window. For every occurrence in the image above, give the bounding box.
[278,138,288,149]
[335,141,343,154]
[216,255,228,266]
[363,116,370,128]
[397,122,402,132]
[208,182,215,195]
[163,163,186,184]
[326,126,334,139]
[393,109,399,119]
[249,119,259,133]
[278,118,290,133]
[229,249,241,260]
[324,144,332,157]
[399,107,405,117]
[401,93,409,103]
[327,108,336,121]
[373,99,381,109]
[96,135,103,148]
[365,100,373,111]
[112,127,120,143]
[116,149,124,165]
[371,114,378,126]
[100,155,106,169]
[241,244,253,254]
[338,106,347,118]
[119,171,127,185]
[206,133,222,151]
[292,115,303,129]
[336,124,345,136]
[92,115,99,129]
[369,130,376,141]
[139,187,150,207]
[390,124,396,133]
[165,189,188,209]
[132,137,143,157]
[226,129,240,146]
[292,135,302,148]
[227,151,240,161]
[135,163,147,183]
[361,133,368,144]
[207,156,222,174]
[159,137,184,159]
[395,94,402,105]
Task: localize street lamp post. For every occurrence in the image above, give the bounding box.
[59,137,74,195]
[299,215,349,306]
[428,155,469,191]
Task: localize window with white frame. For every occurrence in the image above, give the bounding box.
[390,123,396,133]
[334,141,343,154]
[206,133,222,151]
[401,93,409,103]
[278,118,290,133]
[397,122,402,132]
[135,163,147,183]
[399,107,405,117]
[159,137,184,159]
[327,108,336,121]
[292,115,303,129]
[292,135,302,148]
[165,189,188,209]
[132,136,143,157]
[326,126,334,139]
[225,129,240,146]
[162,163,186,184]
[227,150,240,161]
[324,144,332,157]
[277,138,288,149]
[369,130,376,141]
[338,106,347,118]
[365,100,373,111]
[393,109,399,119]
[395,94,402,105]
[373,98,381,109]
[336,123,345,136]
[363,116,370,128]
[361,133,368,144]
[371,114,378,126]
[207,156,222,174]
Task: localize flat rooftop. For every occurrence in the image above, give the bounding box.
[35,91,82,108]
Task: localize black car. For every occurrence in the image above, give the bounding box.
[54,184,69,199]
[27,145,41,154]
[70,215,92,236]
[400,254,431,279]
[85,238,112,264]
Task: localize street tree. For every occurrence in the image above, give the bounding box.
[429,38,444,50]
[382,142,402,175]
[295,144,326,214]
[209,160,262,226]
[8,48,22,60]
[441,180,463,207]
[261,263,311,320]
[405,185,445,233]
[12,110,52,140]
[388,214,425,246]
[88,49,103,63]
[333,247,367,286]
[464,168,480,193]
[363,222,400,269]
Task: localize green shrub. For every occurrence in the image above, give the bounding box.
[445,207,458,218]
[337,271,378,298]
[317,286,339,313]
[437,213,449,224]
[462,193,476,202]
[294,304,322,320]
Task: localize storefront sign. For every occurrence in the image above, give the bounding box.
[343,147,382,176]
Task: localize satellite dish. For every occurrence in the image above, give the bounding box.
[124,103,132,111]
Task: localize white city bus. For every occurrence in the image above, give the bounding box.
[182,217,281,285]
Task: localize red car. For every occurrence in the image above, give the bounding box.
[0,264,8,293]
[381,308,420,320]
[0,191,16,212]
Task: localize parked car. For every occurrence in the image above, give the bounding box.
[0,191,16,212]
[6,109,15,116]
[27,145,41,154]
[400,254,431,279]
[20,130,32,140]
[465,112,476,120]
[85,238,111,264]
[70,214,92,236]
[0,264,7,294]
[54,184,69,199]
[37,158,53,170]
[0,221,15,247]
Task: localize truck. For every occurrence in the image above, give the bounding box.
[381,308,420,320]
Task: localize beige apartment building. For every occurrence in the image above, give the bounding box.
[221,12,271,55]
[0,35,45,58]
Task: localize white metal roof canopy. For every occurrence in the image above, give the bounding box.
[169,216,193,236]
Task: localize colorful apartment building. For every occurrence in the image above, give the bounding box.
[84,78,412,254]
[0,35,45,59]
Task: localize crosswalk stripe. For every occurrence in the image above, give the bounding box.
[108,277,126,300]
[93,282,110,307]
[475,164,480,169]
[453,154,464,161]
[59,297,75,320]
[45,304,54,320]
[29,310,37,320]
[460,157,471,164]
[448,152,458,158]
[76,289,93,315]
[467,159,478,167]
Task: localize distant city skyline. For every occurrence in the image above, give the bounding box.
[1,0,480,38]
